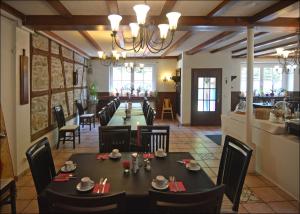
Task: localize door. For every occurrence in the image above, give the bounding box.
[191,68,222,126]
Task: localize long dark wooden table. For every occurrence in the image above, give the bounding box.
[44,152,215,213]
[107,102,147,131]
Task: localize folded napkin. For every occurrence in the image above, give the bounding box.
[92,183,111,194]
[96,153,109,160]
[143,153,154,159]
[53,173,72,182]
[169,181,186,192]
[53,177,69,182]
[182,159,190,165]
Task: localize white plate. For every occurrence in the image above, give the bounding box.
[60,164,76,173]
[109,153,122,159]
[186,163,201,171]
[76,181,95,192]
[154,151,167,158]
[151,181,169,190]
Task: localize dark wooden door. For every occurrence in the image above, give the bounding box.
[191,68,222,126]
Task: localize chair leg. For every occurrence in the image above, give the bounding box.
[93,116,95,128]
[10,181,16,214]
[78,128,80,144]
[171,109,174,120]
[81,118,84,128]
[161,109,164,120]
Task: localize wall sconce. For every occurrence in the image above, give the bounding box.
[163,76,168,82]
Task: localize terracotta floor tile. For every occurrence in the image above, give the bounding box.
[238,204,249,213]
[0,199,31,214]
[272,187,297,201]
[16,176,34,187]
[268,201,299,213]
[16,187,37,200]
[251,187,285,202]
[243,203,274,213]
[245,175,268,188]
[22,200,39,213]
[290,201,300,210]
[204,159,220,167]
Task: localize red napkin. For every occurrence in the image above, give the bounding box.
[143,153,154,159]
[96,153,109,160]
[92,183,111,194]
[182,159,190,165]
[169,181,186,192]
[53,173,71,181]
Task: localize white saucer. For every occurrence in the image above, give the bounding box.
[155,151,167,158]
[151,180,169,190]
[60,164,76,173]
[186,163,201,171]
[76,180,95,192]
[109,152,122,159]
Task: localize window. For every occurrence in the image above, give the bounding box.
[110,65,155,95]
[197,77,216,112]
[240,63,283,95]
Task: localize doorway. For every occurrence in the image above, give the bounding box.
[191,68,222,126]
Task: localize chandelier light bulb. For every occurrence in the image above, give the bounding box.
[158,24,169,39]
[124,62,128,67]
[121,51,127,58]
[129,23,140,38]
[112,50,118,57]
[97,51,104,59]
[130,62,134,68]
[108,14,122,32]
[133,4,150,25]
[282,50,290,58]
[276,48,284,55]
[115,53,120,60]
[140,63,144,69]
[166,12,181,30]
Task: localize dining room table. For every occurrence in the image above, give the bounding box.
[42,152,215,213]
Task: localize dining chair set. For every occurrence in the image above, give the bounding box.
[143,98,156,125]
[98,97,120,126]
[25,134,252,214]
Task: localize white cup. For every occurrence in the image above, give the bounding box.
[80,177,92,188]
[155,175,166,187]
[156,148,164,156]
[112,149,119,156]
[189,160,198,168]
[64,161,74,170]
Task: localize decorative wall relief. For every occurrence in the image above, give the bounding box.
[30,33,88,140]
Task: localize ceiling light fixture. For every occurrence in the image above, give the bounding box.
[276,46,299,73]
[97,50,127,66]
[107,4,181,54]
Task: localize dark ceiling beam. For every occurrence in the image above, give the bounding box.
[161,32,194,57]
[42,31,90,57]
[249,0,298,22]
[90,55,178,60]
[210,32,268,53]
[231,32,298,54]
[232,41,298,58]
[46,0,72,18]
[186,31,238,55]
[78,31,102,51]
[207,0,235,16]
[0,1,25,20]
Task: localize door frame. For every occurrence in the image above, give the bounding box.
[190,68,222,126]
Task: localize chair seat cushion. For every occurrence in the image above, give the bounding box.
[80,114,94,118]
[60,125,79,131]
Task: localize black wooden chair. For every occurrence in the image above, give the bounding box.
[99,126,131,153]
[26,137,56,213]
[138,125,170,153]
[217,135,253,212]
[53,105,80,149]
[149,185,225,214]
[0,179,16,214]
[143,101,150,117]
[107,101,116,118]
[98,109,108,126]
[101,106,111,124]
[146,107,155,125]
[45,189,125,213]
[76,101,95,131]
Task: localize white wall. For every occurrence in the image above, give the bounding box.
[88,58,177,93]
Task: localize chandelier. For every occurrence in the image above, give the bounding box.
[124,62,144,73]
[107,4,181,54]
[97,50,126,66]
[276,47,299,73]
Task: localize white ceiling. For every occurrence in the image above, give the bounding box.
[3,0,299,58]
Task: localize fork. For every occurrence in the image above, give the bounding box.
[97,178,103,194]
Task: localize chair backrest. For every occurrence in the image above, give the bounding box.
[76,101,85,115]
[163,98,172,108]
[99,126,131,153]
[53,105,66,128]
[217,135,253,212]
[139,126,170,153]
[143,101,150,117]
[146,107,155,125]
[46,189,125,214]
[98,109,108,126]
[26,137,56,195]
[149,185,225,214]
[107,101,116,117]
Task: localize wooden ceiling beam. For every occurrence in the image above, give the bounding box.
[186,31,238,55]
[207,0,235,16]
[78,31,102,51]
[0,1,25,20]
[46,0,72,18]
[250,0,298,22]
[210,32,268,53]
[232,41,298,58]
[161,32,194,57]
[232,32,298,54]
[42,31,90,57]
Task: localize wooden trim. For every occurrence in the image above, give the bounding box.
[79,31,102,51]
[186,31,238,55]
[250,0,298,22]
[105,0,119,14]
[161,32,194,57]
[210,32,268,53]
[48,38,52,127]
[46,0,72,18]
[0,1,25,20]
[207,0,235,16]
[231,33,298,54]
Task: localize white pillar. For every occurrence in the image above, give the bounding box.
[246,26,255,172]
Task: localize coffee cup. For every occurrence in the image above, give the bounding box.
[156,148,164,156]
[155,175,166,187]
[189,160,198,168]
[64,161,74,170]
[112,149,119,156]
[80,177,92,189]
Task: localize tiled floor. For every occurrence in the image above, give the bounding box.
[1,119,299,213]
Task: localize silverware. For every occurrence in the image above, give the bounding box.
[97,178,103,194]
[173,176,179,192]
[101,178,108,194]
[176,160,184,164]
